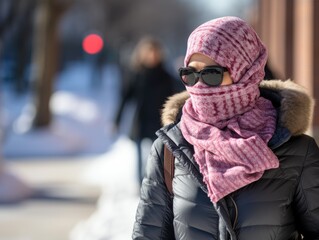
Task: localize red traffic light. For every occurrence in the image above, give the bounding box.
[82,34,104,54]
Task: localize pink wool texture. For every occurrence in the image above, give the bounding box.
[180,16,279,203]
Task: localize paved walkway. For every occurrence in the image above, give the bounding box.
[0,136,141,240]
[0,157,100,240]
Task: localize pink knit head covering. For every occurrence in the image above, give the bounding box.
[184,16,267,85]
[180,16,279,203]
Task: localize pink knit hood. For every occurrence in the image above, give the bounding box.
[184,16,267,85]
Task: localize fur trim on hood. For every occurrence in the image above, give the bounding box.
[161,80,315,136]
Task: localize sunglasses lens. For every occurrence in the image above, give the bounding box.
[180,69,197,86]
[179,66,226,87]
[201,68,223,86]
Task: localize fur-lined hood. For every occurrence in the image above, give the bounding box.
[161,80,315,136]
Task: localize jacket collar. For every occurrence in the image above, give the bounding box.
[161,79,314,138]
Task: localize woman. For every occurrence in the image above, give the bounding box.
[132,16,319,239]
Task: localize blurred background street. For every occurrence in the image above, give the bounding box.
[1,0,319,239]
[1,63,140,240]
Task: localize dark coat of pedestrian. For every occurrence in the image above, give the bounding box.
[132,16,319,239]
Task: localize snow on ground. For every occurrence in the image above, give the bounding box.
[1,62,142,239]
[2,62,121,157]
[70,136,140,240]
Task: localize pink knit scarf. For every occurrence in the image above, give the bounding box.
[180,16,279,203]
[181,82,278,203]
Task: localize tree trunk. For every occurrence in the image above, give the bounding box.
[31,0,61,127]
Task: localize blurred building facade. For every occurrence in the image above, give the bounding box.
[255,0,319,143]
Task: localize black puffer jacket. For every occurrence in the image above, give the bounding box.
[132,80,319,240]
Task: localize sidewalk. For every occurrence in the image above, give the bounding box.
[0,157,100,240]
[0,136,140,240]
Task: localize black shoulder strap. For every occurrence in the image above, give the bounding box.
[164,145,174,195]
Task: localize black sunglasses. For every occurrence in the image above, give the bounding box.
[179,65,228,87]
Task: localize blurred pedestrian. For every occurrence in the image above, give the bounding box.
[132,16,319,239]
[115,36,176,184]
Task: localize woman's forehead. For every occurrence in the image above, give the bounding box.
[188,53,216,67]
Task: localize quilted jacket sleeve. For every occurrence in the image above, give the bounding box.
[294,137,319,239]
[132,138,175,240]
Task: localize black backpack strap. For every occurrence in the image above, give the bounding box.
[164,145,175,195]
